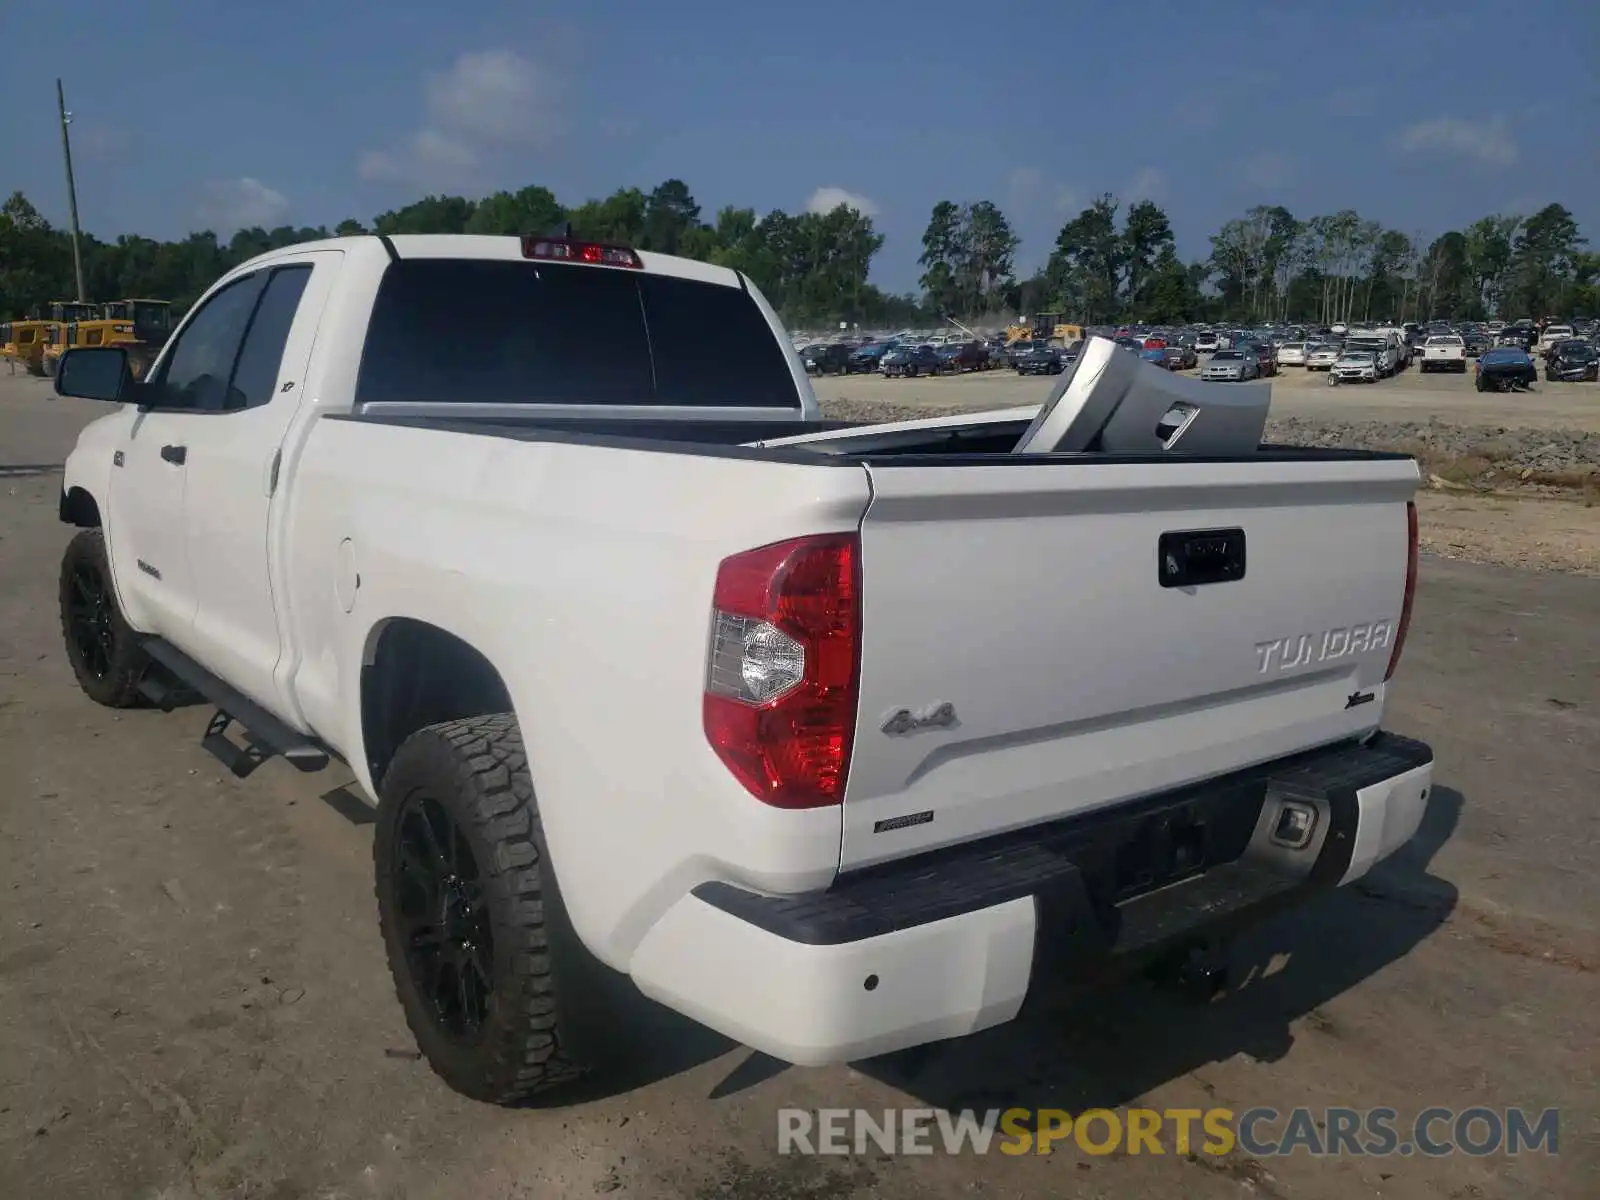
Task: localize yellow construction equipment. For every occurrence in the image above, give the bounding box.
[2,319,53,374]
[1006,313,1083,344]
[49,300,100,324]
[100,298,175,377]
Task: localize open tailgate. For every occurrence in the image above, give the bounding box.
[840,454,1420,870]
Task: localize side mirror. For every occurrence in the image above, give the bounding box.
[56,346,133,402]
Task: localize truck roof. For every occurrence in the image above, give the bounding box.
[231,233,745,290]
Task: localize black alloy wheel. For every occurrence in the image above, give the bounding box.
[391,792,495,1042]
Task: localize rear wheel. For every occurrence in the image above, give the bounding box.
[375,714,588,1105]
[58,529,148,707]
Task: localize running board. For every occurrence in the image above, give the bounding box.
[140,638,330,778]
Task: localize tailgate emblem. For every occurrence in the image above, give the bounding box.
[1256,622,1393,673]
[881,701,958,735]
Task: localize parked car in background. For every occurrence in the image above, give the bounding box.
[1475,347,1538,392]
[1330,350,1379,384]
[882,343,941,377]
[1139,346,1171,369]
[1236,340,1278,377]
[801,343,852,375]
[1343,336,1396,378]
[1199,349,1259,382]
[1194,330,1219,353]
[1305,343,1341,372]
[937,340,989,373]
[1277,341,1309,367]
[1538,324,1575,355]
[1545,340,1599,382]
[1014,342,1065,375]
[846,341,895,373]
[1420,335,1468,374]
[1165,343,1198,370]
[1462,332,1491,357]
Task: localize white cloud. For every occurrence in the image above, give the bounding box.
[195,177,290,231]
[1124,167,1165,201]
[1392,115,1518,167]
[805,187,878,217]
[357,49,561,189]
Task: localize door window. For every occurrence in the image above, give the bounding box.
[147,274,265,411]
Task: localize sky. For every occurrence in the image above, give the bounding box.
[3,0,1596,294]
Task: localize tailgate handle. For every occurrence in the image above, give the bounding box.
[1159,527,1246,588]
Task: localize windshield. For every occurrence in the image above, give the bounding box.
[1212,351,1243,361]
[1342,352,1376,362]
[356,259,799,409]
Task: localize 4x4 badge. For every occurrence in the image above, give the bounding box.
[881,701,958,736]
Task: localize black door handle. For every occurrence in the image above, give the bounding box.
[160,444,187,465]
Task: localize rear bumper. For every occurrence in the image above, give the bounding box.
[627,733,1433,1066]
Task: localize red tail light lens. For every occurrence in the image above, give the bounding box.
[1385,501,1419,681]
[521,237,643,269]
[703,534,861,809]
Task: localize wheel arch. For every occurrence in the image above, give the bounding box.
[357,617,515,790]
[59,486,101,528]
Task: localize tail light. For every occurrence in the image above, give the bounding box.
[1385,501,1419,681]
[703,534,861,809]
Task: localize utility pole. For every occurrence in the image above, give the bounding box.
[57,78,87,303]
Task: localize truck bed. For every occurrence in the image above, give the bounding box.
[316,410,1419,872]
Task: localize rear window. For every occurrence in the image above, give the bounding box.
[355,258,799,409]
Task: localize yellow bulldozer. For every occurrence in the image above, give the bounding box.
[1005,312,1084,345]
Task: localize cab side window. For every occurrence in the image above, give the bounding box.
[227,266,312,411]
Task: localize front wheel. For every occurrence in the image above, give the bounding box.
[58,529,149,707]
[1327,372,1341,387]
[375,714,589,1105]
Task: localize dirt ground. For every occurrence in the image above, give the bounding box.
[1,375,1598,1199]
[811,368,1600,578]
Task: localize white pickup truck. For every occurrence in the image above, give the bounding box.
[1419,334,1468,373]
[51,233,1433,1105]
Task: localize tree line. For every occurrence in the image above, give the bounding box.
[2,180,1592,329]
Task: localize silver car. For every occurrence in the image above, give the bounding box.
[1199,349,1259,382]
[1330,351,1378,384]
[1305,343,1340,371]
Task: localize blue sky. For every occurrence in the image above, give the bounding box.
[4,0,1595,293]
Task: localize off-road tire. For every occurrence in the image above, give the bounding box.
[374,713,588,1104]
[58,529,148,707]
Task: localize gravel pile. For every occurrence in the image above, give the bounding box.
[819,399,1599,484]
[1263,416,1600,474]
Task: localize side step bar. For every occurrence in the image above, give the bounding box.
[140,638,329,778]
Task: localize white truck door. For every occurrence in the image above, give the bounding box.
[177,251,342,716]
[106,273,268,640]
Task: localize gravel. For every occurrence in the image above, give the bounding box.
[818,398,1600,486]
